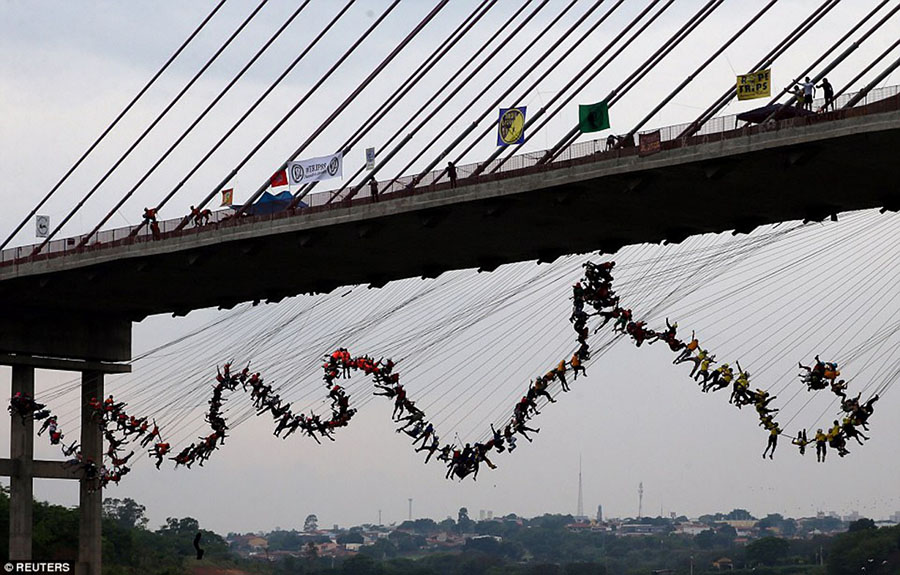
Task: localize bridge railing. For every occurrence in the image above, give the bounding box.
[2,84,898,266]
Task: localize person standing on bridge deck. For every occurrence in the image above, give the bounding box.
[798,77,815,111]
[817,78,835,112]
[447,161,458,188]
[369,178,379,202]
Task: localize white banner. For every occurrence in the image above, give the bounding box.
[288,152,343,185]
[365,147,376,170]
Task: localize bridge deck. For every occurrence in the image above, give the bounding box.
[1,95,899,323]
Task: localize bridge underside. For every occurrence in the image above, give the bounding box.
[1,109,899,332]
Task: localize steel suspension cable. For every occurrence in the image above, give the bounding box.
[761,0,889,109]
[0,0,227,251]
[335,0,553,203]
[78,1,312,249]
[235,0,451,217]
[289,0,498,204]
[470,0,671,178]
[832,36,900,102]
[373,0,583,195]
[400,0,613,192]
[324,0,538,201]
[148,0,357,236]
[539,0,731,165]
[760,1,900,122]
[843,53,900,107]
[31,0,270,257]
[619,0,779,148]
[676,0,842,139]
[439,0,627,183]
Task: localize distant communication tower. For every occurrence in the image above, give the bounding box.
[577,455,584,519]
[638,482,644,519]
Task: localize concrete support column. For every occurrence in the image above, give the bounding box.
[78,371,103,575]
[9,364,35,560]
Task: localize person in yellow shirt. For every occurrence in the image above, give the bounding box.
[763,424,780,459]
[815,429,827,462]
[791,429,809,455]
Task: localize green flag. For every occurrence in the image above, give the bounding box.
[579,101,610,133]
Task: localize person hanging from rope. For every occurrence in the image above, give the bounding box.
[61,440,80,458]
[613,308,633,333]
[274,412,293,437]
[502,423,518,452]
[693,352,715,385]
[554,359,570,392]
[814,428,827,463]
[762,424,780,459]
[530,377,556,405]
[842,417,868,446]
[688,348,712,379]
[570,352,586,379]
[281,415,303,439]
[392,385,408,420]
[799,356,827,390]
[595,306,622,331]
[110,450,135,467]
[416,433,441,463]
[704,363,733,393]
[830,379,848,399]
[791,429,809,455]
[413,422,435,448]
[827,420,850,457]
[38,415,57,436]
[151,442,170,470]
[512,418,540,442]
[490,424,505,453]
[730,363,753,408]
[674,331,698,364]
[753,389,779,418]
[172,445,196,468]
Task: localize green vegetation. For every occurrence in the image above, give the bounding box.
[2,488,899,575]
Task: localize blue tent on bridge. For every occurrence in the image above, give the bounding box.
[248,191,307,216]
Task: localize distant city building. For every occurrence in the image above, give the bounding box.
[479,510,486,521]
[843,511,860,523]
[891,511,900,523]
[597,504,603,522]
[487,510,493,520]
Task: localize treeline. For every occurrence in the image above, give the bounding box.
[2,489,898,575]
[0,487,240,574]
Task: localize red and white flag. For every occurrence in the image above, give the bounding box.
[270,169,288,187]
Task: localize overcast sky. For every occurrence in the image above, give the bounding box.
[1,1,899,535]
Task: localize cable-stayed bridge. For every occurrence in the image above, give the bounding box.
[4,2,900,572]
[2,94,898,336]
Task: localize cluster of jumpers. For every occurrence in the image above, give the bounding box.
[9,261,884,486]
[570,262,880,462]
[8,391,147,488]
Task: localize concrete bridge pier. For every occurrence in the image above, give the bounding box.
[9,364,35,560]
[2,313,131,575]
[77,370,104,575]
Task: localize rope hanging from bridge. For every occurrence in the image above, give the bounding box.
[11,251,889,486]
